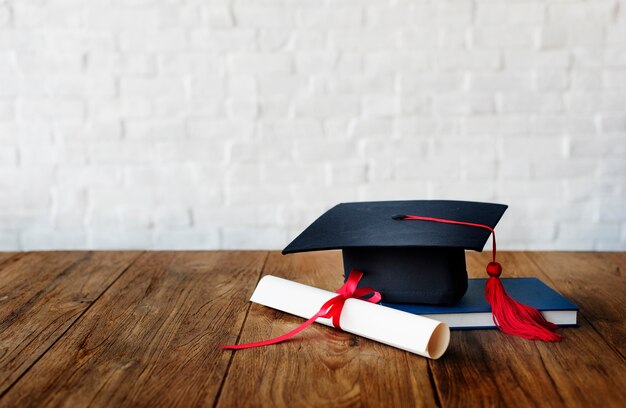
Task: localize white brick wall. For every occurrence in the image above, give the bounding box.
[0,0,625,251]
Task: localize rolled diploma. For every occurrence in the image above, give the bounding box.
[250,275,450,359]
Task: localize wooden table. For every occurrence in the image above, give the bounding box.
[0,251,624,407]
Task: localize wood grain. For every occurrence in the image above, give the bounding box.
[428,251,626,407]
[0,251,267,408]
[0,251,624,407]
[0,251,141,397]
[526,251,626,357]
[0,252,18,265]
[218,251,439,408]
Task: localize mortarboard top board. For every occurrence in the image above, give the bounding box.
[282,200,508,305]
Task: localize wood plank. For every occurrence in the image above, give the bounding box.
[525,251,626,357]
[0,251,141,396]
[429,251,626,407]
[0,253,19,266]
[0,251,267,407]
[217,251,439,408]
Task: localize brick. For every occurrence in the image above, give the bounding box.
[152,206,192,228]
[88,228,153,250]
[597,114,626,133]
[263,163,325,185]
[259,119,323,140]
[88,141,156,164]
[534,70,569,92]
[221,226,286,249]
[413,2,473,24]
[155,183,222,207]
[85,7,159,31]
[293,96,359,118]
[21,229,88,250]
[194,206,283,229]
[469,72,532,92]
[0,5,10,28]
[258,29,293,52]
[532,158,597,179]
[499,158,532,180]
[187,119,253,139]
[571,49,605,68]
[433,93,494,115]
[202,6,234,28]
[497,92,563,114]
[606,24,626,45]
[400,73,466,93]
[532,115,596,136]
[17,98,84,122]
[570,70,602,90]
[545,25,605,49]
[351,118,393,138]
[229,53,292,75]
[291,30,328,50]
[0,145,17,167]
[362,96,398,117]
[547,1,616,23]
[364,52,428,74]
[119,29,187,53]
[598,158,626,177]
[297,7,362,28]
[90,97,153,120]
[51,187,87,228]
[395,158,463,181]
[153,228,219,250]
[359,181,430,201]
[155,97,223,118]
[294,140,355,162]
[158,5,202,28]
[501,136,567,158]
[53,121,122,140]
[472,26,535,48]
[227,75,257,98]
[155,141,227,163]
[233,6,293,28]
[604,70,626,89]
[120,77,186,98]
[329,74,394,95]
[330,29,398,51]
[86,51,156,75]
[190,29,256,51]
[15,52,83,75]
[430,181,497,201]
[30,75,117,97]
[433,50,500,71]
[400,96,431,115]
[504,50,570,69]
[256,74,310,95]
[365,6,408,27]
[476,3,544,25]
[0,232,19,250]
[0,98,13,121]
[464,115,530,136]
[327,162,368,185]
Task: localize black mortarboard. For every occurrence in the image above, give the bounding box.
[282,200,508,305]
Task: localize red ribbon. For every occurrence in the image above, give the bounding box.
[222,269,381,350]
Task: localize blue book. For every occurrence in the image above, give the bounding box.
[382,278,578,329]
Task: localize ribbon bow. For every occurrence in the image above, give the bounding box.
[222,270,381,350]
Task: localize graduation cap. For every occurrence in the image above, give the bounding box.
[283,200,564,342]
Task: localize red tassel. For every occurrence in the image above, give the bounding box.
[395,214,564,342]
[485,262,563,342]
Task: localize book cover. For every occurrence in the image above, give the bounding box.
[382,278,578,329]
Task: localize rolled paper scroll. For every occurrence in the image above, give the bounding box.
[250,275,450,359]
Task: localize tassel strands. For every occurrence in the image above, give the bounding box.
[394,215,564,342]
